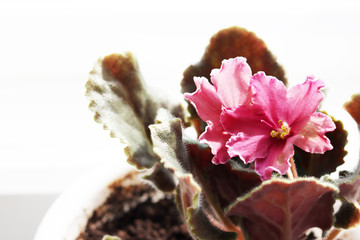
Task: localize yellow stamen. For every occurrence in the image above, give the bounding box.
[270,120,290,139]
[270,130,281,138]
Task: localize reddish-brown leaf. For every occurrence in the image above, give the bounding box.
[226,178,337,240]
[186,144,262,210]
[181,26,287,129]
[344,94,360,127]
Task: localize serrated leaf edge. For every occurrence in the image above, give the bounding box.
[225,177,339,214]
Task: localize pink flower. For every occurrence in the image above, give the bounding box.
[185,57,336,180]
[184,57,252,164]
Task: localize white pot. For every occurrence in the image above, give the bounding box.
[34,162,133,240]
[34,160,360,240]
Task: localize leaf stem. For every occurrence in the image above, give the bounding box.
[205,201,245,240]
[325,228,341,240]
[287,168,294,179]
[224,219,245,240]
[202,209,245,240]
[289,157,298,178]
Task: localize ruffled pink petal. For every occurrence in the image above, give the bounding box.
[285,76,326,129]
[212,146,232,165]
[220,105,273,164]
[226,133,272,164]
[184,77,232,164]
[291,112,335,153]
[255,141,293,181]
[199,124,231,164]
[210,57,252,108]
[184,77,223,124]
[220,105,272,136]
[250,72,288,126]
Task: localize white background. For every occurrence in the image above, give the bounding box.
[1,0,360,239]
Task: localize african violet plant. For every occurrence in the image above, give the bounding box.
[86,27,360,240]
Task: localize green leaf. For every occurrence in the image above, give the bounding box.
[145,117,188,192]
[181,26,287,133]
[86,53,185,170]
[143,163,176,192]
[294,116,347,178]
[149,118,187,176]
[226,178,337,240]
[86,53,158,169]
[177,175,238,240]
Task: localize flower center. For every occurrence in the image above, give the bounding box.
[270,120,291,139]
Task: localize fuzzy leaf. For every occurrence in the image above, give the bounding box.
[86,53,158,169]
[334,173,360,230]
[143,163,176,192]
[338,173,360,203]
[177,175,238,240]
[344,94,360,127]
[177,175,201,215]
[187,145,262,209]
[149,118,187,176]
[226,178,337,240]
[149,121,242,238]
[181,26,287,126]
[183,144,260,239]
[205,164,262,210]
[144,117,187,192]
[294,117,347,177]
[87,53,185,171]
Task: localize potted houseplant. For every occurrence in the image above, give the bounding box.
[36,27,360,240]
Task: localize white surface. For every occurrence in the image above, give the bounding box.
[0,194,58,240]
[1,0,360,239]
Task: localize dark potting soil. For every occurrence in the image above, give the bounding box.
[77,172,193,240]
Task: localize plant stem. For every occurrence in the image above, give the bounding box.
[226,221,245,240]
[325,228,341,240]
[287,168,294,179]
[205,213,245,240]
[210,207,245,240]
[289,157,298,178]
